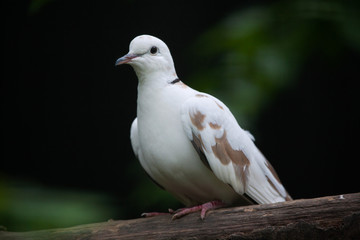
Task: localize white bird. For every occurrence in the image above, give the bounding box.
[115,35,291,219]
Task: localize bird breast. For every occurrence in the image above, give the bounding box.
[136,84,196,170]
[135,84,241,206]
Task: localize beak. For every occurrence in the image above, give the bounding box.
[115,53,139,66]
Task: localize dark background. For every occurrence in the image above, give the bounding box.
[2,0,359,231]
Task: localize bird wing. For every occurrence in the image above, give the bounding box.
[130,117,166,190]
[180,93,291,204]
[130,118,140,158]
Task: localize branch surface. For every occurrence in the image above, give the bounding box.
[1,193,359,240]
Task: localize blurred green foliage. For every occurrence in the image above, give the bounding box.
[188,0,360,129]
[0,177,116,231]
[0,167,180,231]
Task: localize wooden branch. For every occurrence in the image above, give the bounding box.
[1,193,359,240]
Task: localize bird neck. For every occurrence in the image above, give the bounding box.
[134,68,178,89]
[135,69,180,119]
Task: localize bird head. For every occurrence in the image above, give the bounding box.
[115,35,178,82]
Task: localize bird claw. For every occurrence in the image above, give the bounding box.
[172,200,225,220]
[142,200,225,220]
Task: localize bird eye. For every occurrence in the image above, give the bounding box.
[150,46,158,55]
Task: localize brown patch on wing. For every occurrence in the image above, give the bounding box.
[211,130,250,185]
[232,151,250,185]
[211,132,230,165]
[215,101,224,110]
[191,132,211,170]
[190,111,206,131]
[265,160,281,183]
[265,160,292,201]
[195,94,207,98]
[265,175,282,197]
[209,122,221,129]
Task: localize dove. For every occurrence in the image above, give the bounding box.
[115,35,291,219]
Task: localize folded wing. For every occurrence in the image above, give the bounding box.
[180,93,291,204]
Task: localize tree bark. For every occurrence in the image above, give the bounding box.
[1,193,359,240]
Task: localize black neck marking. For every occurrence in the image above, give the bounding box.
[170,78,181,84]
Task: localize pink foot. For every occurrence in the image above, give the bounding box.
[171,200,225,220]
